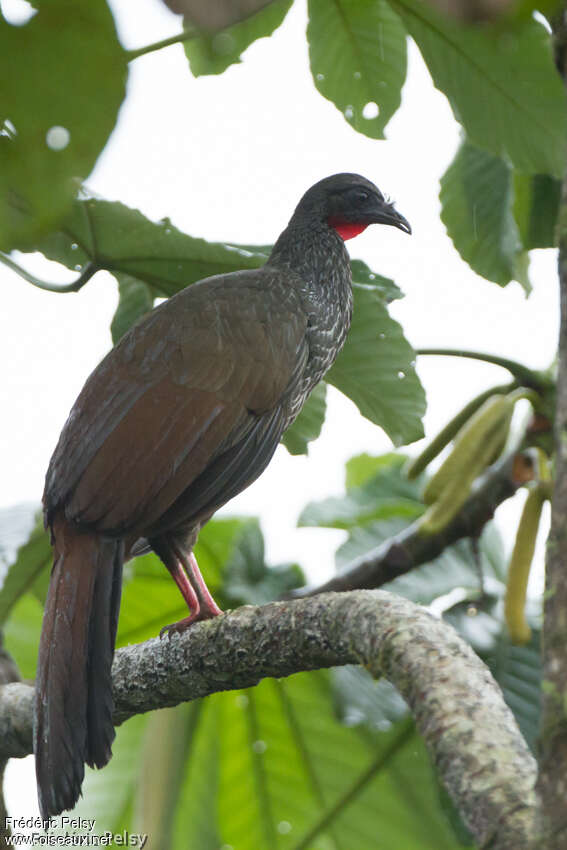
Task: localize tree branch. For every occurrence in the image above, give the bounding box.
[537,13,567,846]
[536,13,567,849]
[0,591,537,848]
[0,639,21,844]
[290,452,531,599]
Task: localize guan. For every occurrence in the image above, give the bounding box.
[34,173,410,817]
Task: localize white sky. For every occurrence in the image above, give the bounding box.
[1,0,558,818]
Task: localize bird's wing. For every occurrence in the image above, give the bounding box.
[44,269,308,535]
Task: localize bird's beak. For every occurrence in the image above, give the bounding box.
[372,201,412,235]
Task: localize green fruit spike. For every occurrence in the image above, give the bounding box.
[422,393,515,507]
[406,384,515,481]
[419,415,513,535]
[505,485,546,646]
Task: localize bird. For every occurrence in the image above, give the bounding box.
[34,172,410,818]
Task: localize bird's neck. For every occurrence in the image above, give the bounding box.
[267,216,354,406]
[268,218,351,295]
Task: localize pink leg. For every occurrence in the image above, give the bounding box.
[158,544,222,639]
[159,557,201,638]
[185,552,223,618]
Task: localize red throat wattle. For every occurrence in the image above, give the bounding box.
[329,220,368,241]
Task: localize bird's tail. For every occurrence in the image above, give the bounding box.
[34,514,123,818]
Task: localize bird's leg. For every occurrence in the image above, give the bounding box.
[159,555,201,638]
[184,551,223,618]
[154,539,222,638]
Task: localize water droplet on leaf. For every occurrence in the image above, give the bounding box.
[1,0,37,26]
[1,118,17,137]
[46,126,70,151]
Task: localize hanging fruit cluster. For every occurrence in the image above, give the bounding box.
[407,377,553,645]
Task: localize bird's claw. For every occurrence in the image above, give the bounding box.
[159,616,197,640]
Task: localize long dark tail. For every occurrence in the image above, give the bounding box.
[34,514,123,818]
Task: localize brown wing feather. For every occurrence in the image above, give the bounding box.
[45,269,308,536]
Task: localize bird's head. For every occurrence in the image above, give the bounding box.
[295,173,411,241]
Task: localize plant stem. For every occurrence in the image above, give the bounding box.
[0,252,98,293]
[417,347,546,390]
[125,28,197,63]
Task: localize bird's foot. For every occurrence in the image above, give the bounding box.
[159,615,198,639]
[159,598,222,639]
[156,546,223,638]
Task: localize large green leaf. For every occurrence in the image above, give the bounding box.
[445,595,541,752]
[440,140,530,290]
[132,703,207,847]
[513,172,561,250]
[221,519,304,606]
[335,518,504,606]
[282,383,327,455]
[0,506,49,677]
[111,273,154,344]
[484,632,541,753]
[299,453,422,529]
[332,666,409,730]
[350,258,402,302]
[68,712,151,832]
[214,675,463,850]
[77,670,465,848]
[0,502,38,567]
[3,592,43,679]
[185,0,292,76]
[0,508,49,626]
[0,1,126,250]
[326,286,426,446]
[171,700,221,850]
[300,450,507,608]
[29,196,269,297]
[345,450,409,488]
[394,3,567,176]
[308,0,407,139]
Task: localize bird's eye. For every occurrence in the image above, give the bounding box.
[356,189,370,201]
